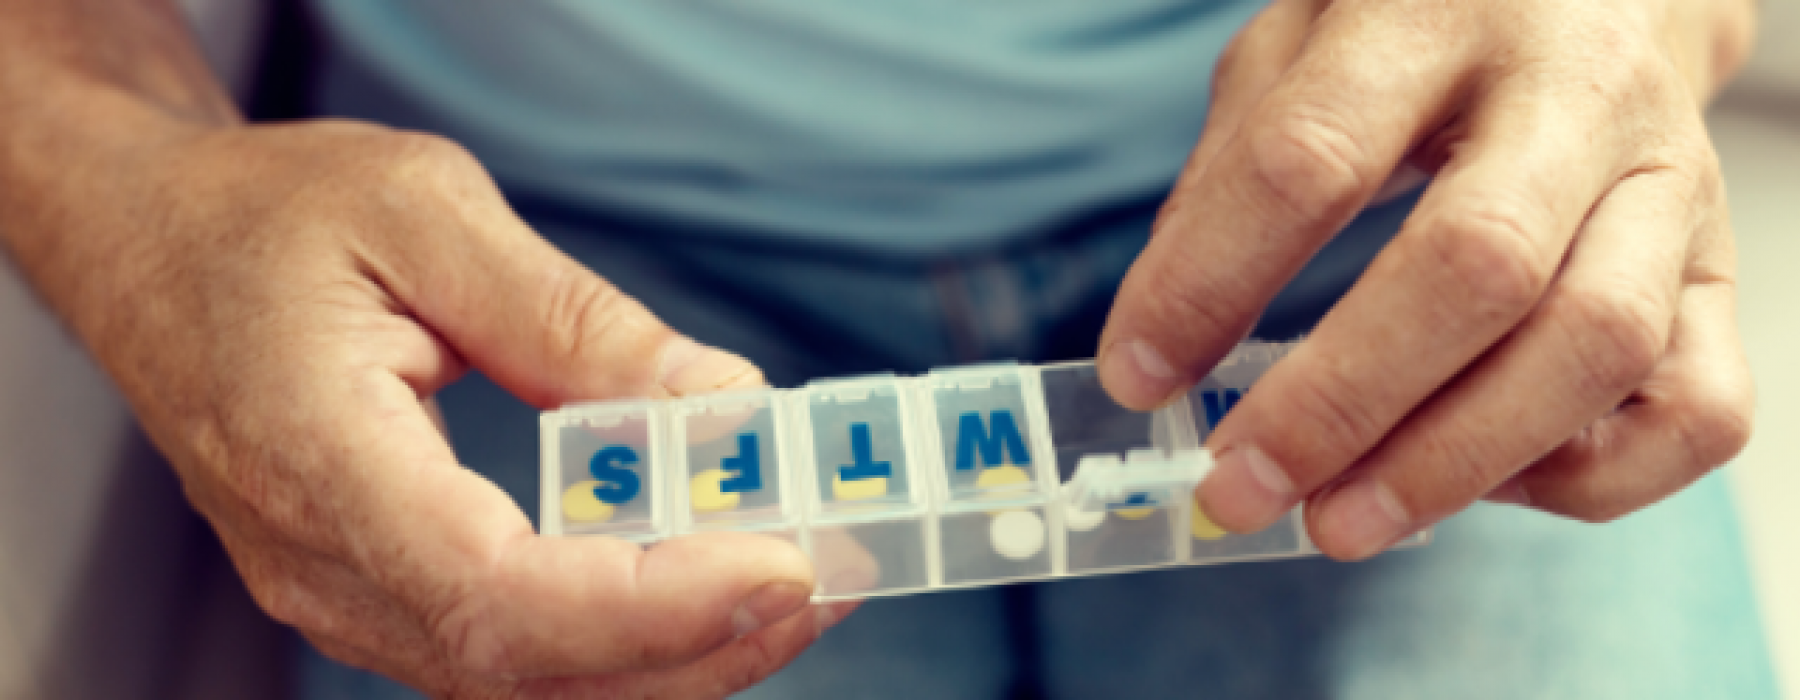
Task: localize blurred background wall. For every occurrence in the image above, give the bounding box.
[2,1,1798,698]
[1711,1,1800,696]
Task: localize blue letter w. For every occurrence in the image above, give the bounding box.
[955,410,1030,471]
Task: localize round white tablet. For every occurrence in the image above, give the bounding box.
[1060,500,1106,532]
[990,509,1046,561]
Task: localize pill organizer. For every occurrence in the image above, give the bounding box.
[541,340,1425,602]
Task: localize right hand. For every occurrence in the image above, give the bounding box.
[14,118,850,697]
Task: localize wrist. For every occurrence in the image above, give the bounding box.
[0,78,228,336]
[0,0,242,316]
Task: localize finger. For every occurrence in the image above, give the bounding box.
[1303,165,1699,559]
[1192,3,1430,209]
[303,585,856,699]
[1194,67,1644,534]
[1098,1,1481,409]
[1500,265,1751,519]
[360,135,763,408]
[522,601,862,699]
[1173,0,1318,189]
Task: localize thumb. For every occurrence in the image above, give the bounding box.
[381,190,762,408]
[298,369,815,677]
[333,170,813,675]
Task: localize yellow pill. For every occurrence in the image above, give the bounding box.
[690,469,743,512]
[1191,497,1228,540]
[561,481,616,523]
[972,465,1034,515]
[832,473,889,501]
[1115,506,1156,521]
[975,464,1031,490]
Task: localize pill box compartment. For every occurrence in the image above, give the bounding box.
[1039,362,1187,573]
[542,401,666,542]
[669,390,800,535]
[918,365,1062,585]
[1177,344,1313,563]
[795,377,932,599]
[538,341,1428,602]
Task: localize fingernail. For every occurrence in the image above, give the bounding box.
[1319,478,1410,559]
[1484,480,1532,507]
[1202,445,1293,532]
[827,570,874,595]
[1370,162,1429,205]
[1101,338,1180,408]
[658,337,764,397]
[731,581,811,638]
[812,601,856,636]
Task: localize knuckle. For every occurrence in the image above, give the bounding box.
[1554,286,1668,397]
[1247,108,1378,221]
[380,131,480,175]
[248,575,325,630]
[1417,204,1551,318]
[1417,430,1512,507]
[1565,500,1630,525]
[1644,157,1716,225]
[1674,385,1755,470]
[305,116,388,135]
[283,130,483,221]
[1139,246,1245,354]
[1551,19,1657,102]
[352,132,485,205]
[1538,470,1635,525]
[716,633,786,696]
[626,617,714,670]
[1212,33,1246,85]
[429,588,516,676]
[1285,363,1388,463]
[539,269,635,370]
[1591,44,1657,104]
[1666,139,1719,178]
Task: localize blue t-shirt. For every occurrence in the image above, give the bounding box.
[313,1,1267,252]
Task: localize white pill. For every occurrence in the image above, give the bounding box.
[990,509,1046,561]
[1061,501,1106,532]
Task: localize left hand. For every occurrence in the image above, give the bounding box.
[1098,0,1758,559]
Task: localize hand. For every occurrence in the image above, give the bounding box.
[11,119,849,696]
[1098,0,1758,559]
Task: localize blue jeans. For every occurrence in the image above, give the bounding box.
[299,192,1777,698]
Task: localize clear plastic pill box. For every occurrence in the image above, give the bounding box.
[541,341,1423,602]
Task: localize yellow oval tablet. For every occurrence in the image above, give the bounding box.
[1191,497,1228,540]
[832,473,889,501]
[561,481,616,523]
[690,469,743,512]
[973,465,1034,515]
[1115,506,1156,521]
[975,464,1031,490]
